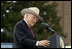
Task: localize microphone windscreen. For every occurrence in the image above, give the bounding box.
[41,22,49,29]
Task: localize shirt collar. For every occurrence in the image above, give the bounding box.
[23,18,30,27]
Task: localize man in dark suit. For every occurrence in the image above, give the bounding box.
[13,7,50,48]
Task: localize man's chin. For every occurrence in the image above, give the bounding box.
[31,24,35,27]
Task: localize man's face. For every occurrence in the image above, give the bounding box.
[27,13,38,27]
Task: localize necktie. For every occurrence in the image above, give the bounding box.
[30,27,35,38]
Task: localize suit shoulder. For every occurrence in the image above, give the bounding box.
[14,20,25,29]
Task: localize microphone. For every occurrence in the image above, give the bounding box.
[41,22,55,34]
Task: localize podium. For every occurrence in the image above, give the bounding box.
[47,34,65,48]
[37,34,65,48]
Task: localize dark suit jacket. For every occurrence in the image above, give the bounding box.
[13,19,37,48]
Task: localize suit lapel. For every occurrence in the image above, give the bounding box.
[21,19,36,39]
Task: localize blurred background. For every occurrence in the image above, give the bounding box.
[1,1,71,48]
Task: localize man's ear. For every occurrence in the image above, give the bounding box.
[26,13,31,18]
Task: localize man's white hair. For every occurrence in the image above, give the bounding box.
[24,13,27,18]
[24,13,30,18]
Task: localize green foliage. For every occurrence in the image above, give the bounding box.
[1,1,66,42]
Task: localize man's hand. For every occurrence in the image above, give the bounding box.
[38,40,50,47]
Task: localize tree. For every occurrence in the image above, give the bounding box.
[1,1,67,42]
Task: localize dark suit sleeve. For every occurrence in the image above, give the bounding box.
[14,23,37,47]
